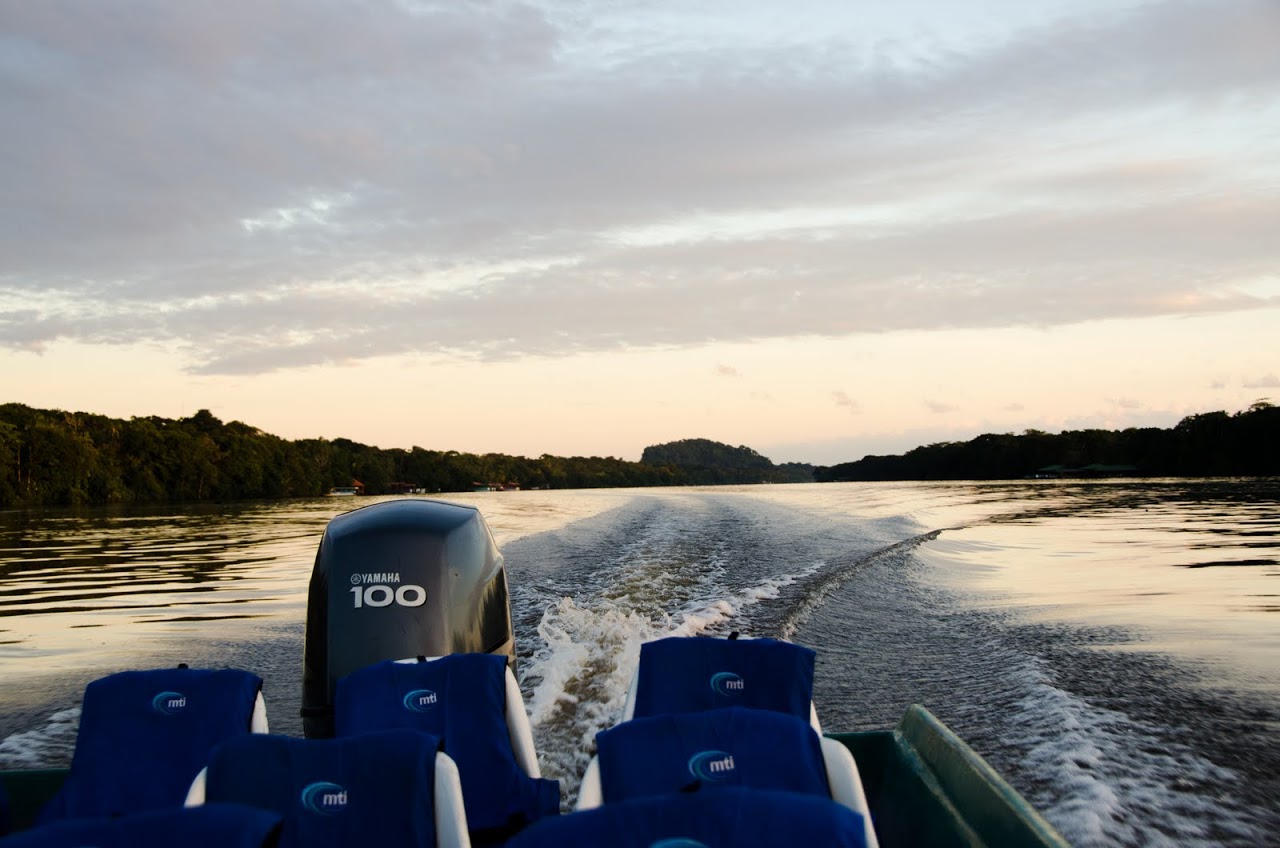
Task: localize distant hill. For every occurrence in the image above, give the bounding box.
[641,438,815,484]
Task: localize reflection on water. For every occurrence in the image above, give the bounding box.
[921,479,1280,695]
[0,502,327,674]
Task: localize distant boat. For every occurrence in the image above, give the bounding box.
[473,481,521,492]
[326,487,360,497]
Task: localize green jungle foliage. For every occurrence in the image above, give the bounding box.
[0,405,803,507]
[3,402,1274,507]
[813,401,1280,482]
[640,438,815,484]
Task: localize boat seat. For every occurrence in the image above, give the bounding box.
[575,706,878,848]
[508,786,870,848]
[186,729,469,848]
[0,803,282,848]
[334,654,560,843]
[622,636,822,731]
[37,666,267,823]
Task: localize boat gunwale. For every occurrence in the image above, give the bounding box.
[827,705,1069,848]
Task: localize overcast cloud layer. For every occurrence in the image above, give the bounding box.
[3,0,1278,375]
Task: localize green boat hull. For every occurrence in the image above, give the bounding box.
[830,705,1068,847]
[0,704,1066,846]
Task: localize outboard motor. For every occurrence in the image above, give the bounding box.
[301,499,514,737]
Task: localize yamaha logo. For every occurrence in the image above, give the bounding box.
[709,671,744,697]
[687,749,735,782]
[151,691,187,715]
[350,572,403,585]
[403,689,438,712]
[301,781,348,815]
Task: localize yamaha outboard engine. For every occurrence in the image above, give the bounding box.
[301,499,514,737]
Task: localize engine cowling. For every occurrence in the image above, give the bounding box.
[300,499,514,737]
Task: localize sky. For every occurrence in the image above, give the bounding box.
[2,0,1278,466]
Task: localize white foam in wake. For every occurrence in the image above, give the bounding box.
[0,707,79,770]
[519,565,819,805]
[1004,660,1263,847]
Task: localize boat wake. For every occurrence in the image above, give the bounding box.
[504,490,1279,844]
[0,707,78,769]
[776,530,941,640]
[518,568,820,803]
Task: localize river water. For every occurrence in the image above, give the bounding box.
[0,480,1276,846]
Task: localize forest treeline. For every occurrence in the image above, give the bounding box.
[0,405,801,508]
[813,402,1280,482]
[3,401,1276,507]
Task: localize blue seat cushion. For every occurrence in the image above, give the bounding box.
[204,729,441,848]
[0,803,281,848]
[336,655,559,835]
[39,667,262,821]
[596,706,830,802]
[508,787,868,848]
[631,637,816,720]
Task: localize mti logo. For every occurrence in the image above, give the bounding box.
[709,671,744,697]
[301,781,348,815]
[687,749,736,782]
[403,689,439,712]
[151,691,187,715]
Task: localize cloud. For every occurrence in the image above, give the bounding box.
[925,400,957,414]
[1244,374,1280,388]
[833,391,861,413]
[2,0,1278,373]
[715,364,741,377]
